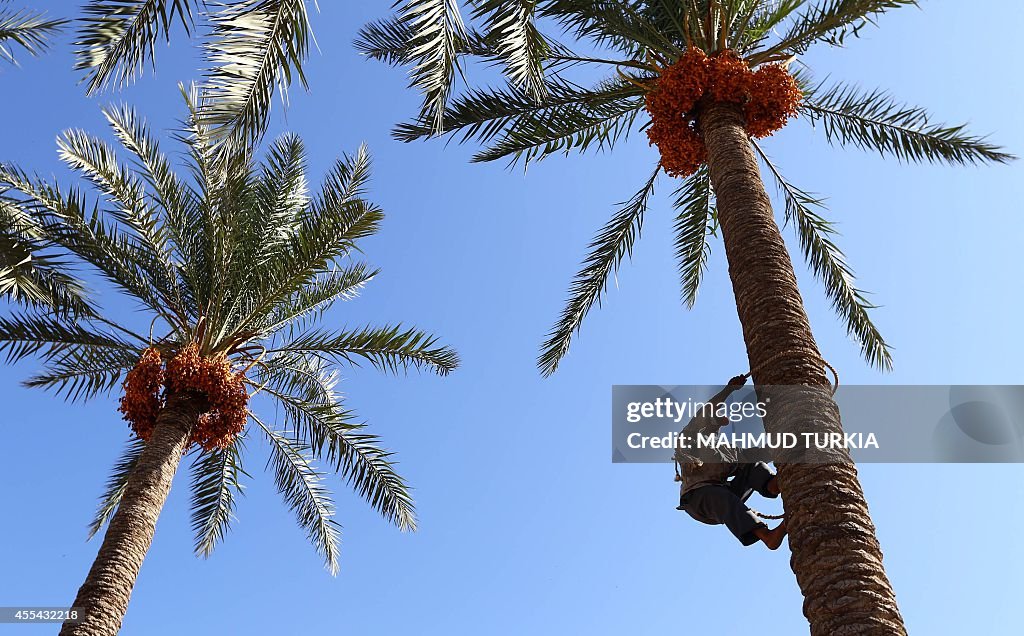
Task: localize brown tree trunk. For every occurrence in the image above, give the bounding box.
[698,101,907,635]
[60,392,204,636]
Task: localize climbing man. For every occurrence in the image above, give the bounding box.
[674,374,788,549]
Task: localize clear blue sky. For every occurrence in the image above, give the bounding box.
[2,1,1022,634]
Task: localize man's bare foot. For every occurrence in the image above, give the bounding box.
[767,475,781,496]
[754,521,787,550]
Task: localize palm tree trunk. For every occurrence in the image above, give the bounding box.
[60,392,204,636]
[698,100,907,635]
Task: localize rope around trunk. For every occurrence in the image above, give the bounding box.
[741,351,839,395]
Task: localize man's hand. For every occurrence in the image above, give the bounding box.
[727,374,747,388]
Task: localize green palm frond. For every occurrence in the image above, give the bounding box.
[255,415,342,575]
[736,0,803,52]
[355,13,491,67]
[87,436,146,539]
[322,424,416,532]
[225,147,382,341]
[0,164,181,327]
[538,0,682,57]
[470,1,549,100]
[538,164,660,376]
[23,343,141,402]
[754,142,892,370]
[0,224,91,316]
[395,76,645,147]
[801,80,1015,165]
[101,103,204,313]
[259,263,378,336]
[471,79,645,166]
[55,129,186,316]
[671,166,715,308]
[355,14,420,65]
[190,441,246,558]
[751,0,918,62]
[0,3,65,65]
[202,0,313,143]
[0,313,135,364]
[270,324,459,376]
[391,0,469,134]
[252,367,417,532]
[74,0,196,93]
[252,133,310,256]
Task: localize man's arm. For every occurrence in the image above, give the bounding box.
[707,374,748,410]
[675,374,749,466]
[680,374,748,437]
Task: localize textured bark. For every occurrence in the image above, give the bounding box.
[698,101,907,635]
[60,392,204,636]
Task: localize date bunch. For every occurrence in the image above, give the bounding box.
[119,344,249,451]
[644,47,802,177]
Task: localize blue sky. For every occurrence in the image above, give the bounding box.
[1,1,1022,634]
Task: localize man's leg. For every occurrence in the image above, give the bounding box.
[730,462,780,499]
[686,485,784,549]
[753,521,787,550]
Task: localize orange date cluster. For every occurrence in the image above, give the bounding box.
[644,48,802,177]
[119,344,249,451]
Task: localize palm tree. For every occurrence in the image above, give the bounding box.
[357,1,1012,634]
[0,90,459,636]
[72,0,315,143]
[0,2,72,309]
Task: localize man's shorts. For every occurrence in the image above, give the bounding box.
[681,462,778,546]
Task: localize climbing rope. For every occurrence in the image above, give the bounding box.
[741,350,840,396]
[749,508,785,520]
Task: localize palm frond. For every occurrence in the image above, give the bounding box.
[0,4,66,65]
[671,166,715,308]
[735,0,803,52]
[87,436,146,539]
[74,0,195,93]
[801,80,1015,165]
[538,0,683,58]
[0,212,91,316]
[259,263,378,337]
[270,324,459,376]
[751,0,917,61]
[470,0,549,100]
[393,0,469,134]
[470,79,645,166]
[754,141,892,370]
[355,13,491,66]
[224,147,382,342]
[190,442,246,558]
[56,128,186,318]
[0,313,133,364]
[0,164,181,325]
[254,415,341,575]
[202,0,312,143]
[252,367,417,532]
[538,164,660,376]
[101,103,204,313]
[23,343,140,402]
[394,76,645,146]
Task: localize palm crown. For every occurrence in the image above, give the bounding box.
[358,0,1013,374]
[0,90,459,573]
